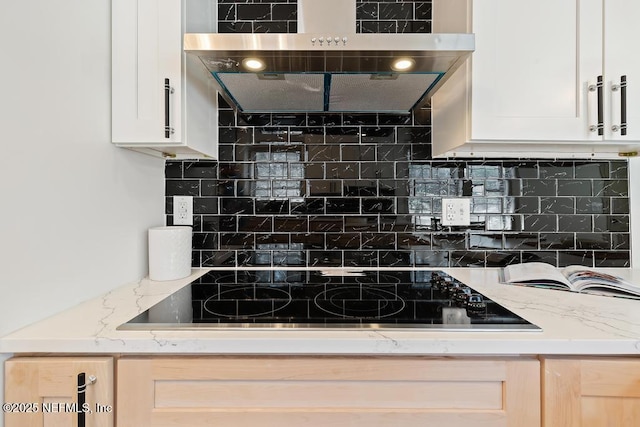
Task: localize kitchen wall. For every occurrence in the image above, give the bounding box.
[166,0,631,269]
[0,0,165,419]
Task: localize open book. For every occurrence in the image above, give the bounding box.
[501,262,640,299]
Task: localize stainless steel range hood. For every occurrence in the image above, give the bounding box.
[184,0,474,114]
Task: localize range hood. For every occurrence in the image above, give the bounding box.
[184,0,474,114]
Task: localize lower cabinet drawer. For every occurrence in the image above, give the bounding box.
[117,356,540,427]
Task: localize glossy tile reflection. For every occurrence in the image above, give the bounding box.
[168,143,630,268]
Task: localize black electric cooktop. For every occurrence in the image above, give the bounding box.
[119,270,540,331]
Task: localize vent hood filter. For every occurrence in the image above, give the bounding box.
[214,72,443,113]
[185,0,474,113]
[216,73,326,112]
[329,73,441,113]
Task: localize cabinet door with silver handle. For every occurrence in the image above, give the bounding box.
[112,0,182,145]
[4,357,114,427]
[604,0,640,141]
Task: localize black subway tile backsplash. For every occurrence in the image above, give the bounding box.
[253,21,289,33]
[522,179,556,196]
[163,0,632,269]
[271,4,296,20]
[236,4,271,20]
[594,251,631,267]
[398,20,431,34]
[574,162,610,178]
[594,215,629,233]
[523,215,557,232]
[356,2,378,20]
[415,2,432,20]
[576,197,610,214]
[558,251,594,267]
[217,22,253,33]
[557,180,594,196]
[576,233,611,250]
[540,197,574,215]
[558,215,592,233]
[166,180,200,197]
[540,233,575,250]
[611,198,630,214]
[379,3,413,20]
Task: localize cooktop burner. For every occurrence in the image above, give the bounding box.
[119,270,541,331]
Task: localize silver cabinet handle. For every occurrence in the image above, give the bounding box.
[77,373,96,427]
[78,372,96,427]
[621,75,627,136]
[588,77,604,134]
[164,78,175,138]
[611,75,628,135]
[596,75,604,136]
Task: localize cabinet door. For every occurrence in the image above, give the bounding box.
[117,356,539,427]
[471,0,602,141]
[4,356,114,427]
[604,0,640,141]
[112,0,182,144]
[542,357,640,426]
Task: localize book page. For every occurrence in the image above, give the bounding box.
[562,266,640,297]
[502,262,572,289]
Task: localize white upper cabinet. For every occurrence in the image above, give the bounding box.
[432,0,640,158]
[112,0,218,159]
[605,0,640,141]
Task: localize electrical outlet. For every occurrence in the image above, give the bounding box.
[173,196,193,225]
[441,198,471,226]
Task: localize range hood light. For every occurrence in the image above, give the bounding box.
[391,58,415,72]
[242,58,266,72]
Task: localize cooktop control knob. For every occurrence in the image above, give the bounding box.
[466,294,487,316]
[453,287,473,306]
[430,273,444,291]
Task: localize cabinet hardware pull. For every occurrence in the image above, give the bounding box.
[612,76,628,135]
[588,79,603,134]
[596,76,604,136]
[77,373,96,427]
[164,78,175,138]
[77,373,86,427]
[621,75,627,136]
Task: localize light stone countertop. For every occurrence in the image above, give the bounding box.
[1,267,640,356]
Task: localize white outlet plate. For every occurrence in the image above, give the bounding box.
[173,196,193,225]
[441,198,471,226]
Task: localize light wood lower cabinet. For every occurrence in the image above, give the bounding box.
[4,356,114,427]
[117,356,540,427]
[14,354,640,426]
[542,357,640,427]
